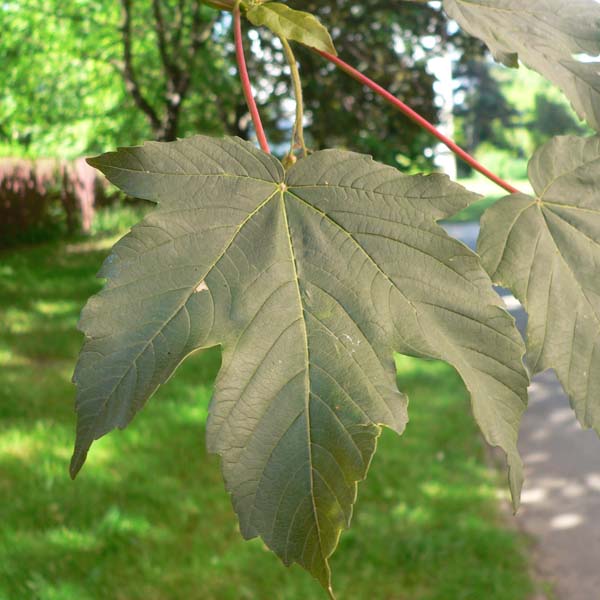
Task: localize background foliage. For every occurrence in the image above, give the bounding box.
[1,0,593,596]
[1,0,475,166]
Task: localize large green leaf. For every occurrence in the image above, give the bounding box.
[479,135,600,433]
[443,0,600,131]
[74,135,528,592]
[246,2,337,55]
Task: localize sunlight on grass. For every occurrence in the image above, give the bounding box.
[169,400,210,426]
[445,177,533,223]
[73,436,119,474]
[4,307,36,333]
[64,235,124,255]
[21,577,94,600]
[0,346,31,367]
[88,203,150,238]
[395,354,448,377]
[0,429,38,460]
[391,503,432,526]
[97,507,153,538]
[44,528,98,553]
[0,212,535,600]
[33,300,79,316]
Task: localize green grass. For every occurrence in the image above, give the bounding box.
[447,194,502,223]
[0,209,534,599]
[447,178,531,223]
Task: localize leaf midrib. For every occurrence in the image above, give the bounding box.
[278,191,330,578]
[536,151,600,201]
[75,186,280,463]
[540,206,600,330]
[285,189,421,319]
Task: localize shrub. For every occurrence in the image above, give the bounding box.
[0,158,115,248]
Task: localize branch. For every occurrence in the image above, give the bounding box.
[120,0,162,133]
[152,0,174,72]
[316,49,521,195]
[233,3,270,153]
[155,0,217,140]
[188,1,216,59]
[175,1,216,97]
[153,0,185,114]
[172,0,187,50]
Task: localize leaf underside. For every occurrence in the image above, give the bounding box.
[73,136,528,591]
[246,2,337,55]
[443,0,600,131]
[479,134,600,434]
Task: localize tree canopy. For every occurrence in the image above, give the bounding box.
[0,0,237,157]
[1,0,479,167]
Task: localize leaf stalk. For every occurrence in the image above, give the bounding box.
[234,1,271,154]
[315,49,521,195]
[280,37,308,161]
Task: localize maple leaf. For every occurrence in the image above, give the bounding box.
[479,135,600,433]
[444,0,600,131]
[73,135,528,592]
[246,1,337,55]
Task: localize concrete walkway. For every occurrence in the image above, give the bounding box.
[444,222,600,600]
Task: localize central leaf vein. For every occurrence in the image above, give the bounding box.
[278,192,326,566]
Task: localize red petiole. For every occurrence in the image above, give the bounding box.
[231,0,519,195]
[315,49,520,195]
[233,3,271,154]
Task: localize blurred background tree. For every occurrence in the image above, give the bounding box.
[453,58,516,155]
[0,0,238,157]
[1,0,481,168]
[0,0,591,242]
[453,56,590,180]
[0,3,593,596]
[246,0,483,169]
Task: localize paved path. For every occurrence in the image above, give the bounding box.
[444,222,600,600]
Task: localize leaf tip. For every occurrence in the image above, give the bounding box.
[85,155,102,170]
[508,454,524,514]
[69,446,88,480]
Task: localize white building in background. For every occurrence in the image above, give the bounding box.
[414,1,458,180]
[430,51,458,180]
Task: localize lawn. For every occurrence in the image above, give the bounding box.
[0,210,534,600]
[448,177,531,223]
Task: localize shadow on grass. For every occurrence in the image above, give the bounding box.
[0,237,533,600]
